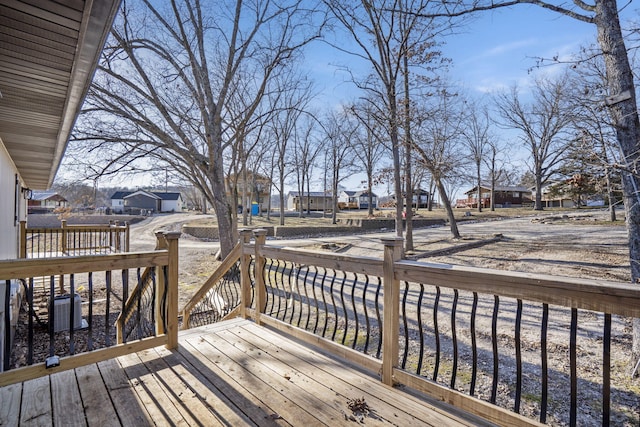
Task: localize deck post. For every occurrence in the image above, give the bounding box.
[239,229,253,319]
[124,222,130,252]
[153,231,168,337]
[19,220,26,258]
[164,231,181,349]
[61,219,68,255]
[253,229,268,325]
[381,237,403,386]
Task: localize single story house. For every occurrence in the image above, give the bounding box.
[111,190,184,213]
[338,190,379,210]
[287,191,333,211]
[457,184,532,208]
[27,191,68,214]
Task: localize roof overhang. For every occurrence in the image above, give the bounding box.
[0,0,121,189]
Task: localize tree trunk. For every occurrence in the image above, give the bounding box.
[595,0,640,361]
[436,177,460,239]
[476,160,483,212]
[534,171,543,210]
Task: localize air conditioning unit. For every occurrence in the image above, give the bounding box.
[50,294,86,333]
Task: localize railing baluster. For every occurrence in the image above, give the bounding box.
[329,270,338,341]
[48,275,55,358]
[514,299,523,413]
[319,267,329,336]
[450,289,459,389]
[374,276,382,359]
[266,259,276,315]
[287,262,296,325]
[432,286,441,382]
[3,280,11,370]
[105,271,111,347]
[362,274,371,354]
[88,272,93,350]
[339,273,348,345]
[603,313,611,427]
[416,283,424,375]
[69,274,75,355]
[27,278,34,365]
[350,274,359,350]
[570,307,578,426]
[541,303,549,423]
[297,266,308,327]
[313,267,325,335]
[470,291,478,396]
[401,281,409,369]
[136,268,143,342]
[490,295,500,404]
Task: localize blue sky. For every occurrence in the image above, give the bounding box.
[444,5,598,95]
[308,4,636,196]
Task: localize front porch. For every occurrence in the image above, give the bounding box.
[0,318,487,426]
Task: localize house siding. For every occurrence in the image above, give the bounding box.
[0,142,24,260]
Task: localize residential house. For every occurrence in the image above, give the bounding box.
[110,190,184,213]
[539,181,577,208]
[287,191,332,211]
[410,188,430,209]
[338,190,379,210]
[27,191,68,214]
[457,184,532,208]
[226,172,271,212]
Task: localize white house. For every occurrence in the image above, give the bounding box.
[286,191,333,211]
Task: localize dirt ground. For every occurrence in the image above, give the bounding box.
[123,209,630,310]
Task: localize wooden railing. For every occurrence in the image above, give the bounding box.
[0,232,179,387]
[19,220,130,258]
[184,228,640,427]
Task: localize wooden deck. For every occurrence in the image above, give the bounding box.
[0,318,493,426]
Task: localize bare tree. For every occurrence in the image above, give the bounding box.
[324,0,449,242]
[292,115,323,217]
[271,76,312,226]
[322,109,357,224]
[569,45,624,221]
[482,139,514,211]
[349,101,388,217]
[494,76,574,210]
[412,86,468,238]
[69,0,324,257]
[461,100,492,211]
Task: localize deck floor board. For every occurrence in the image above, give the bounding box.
[1,319,494,426]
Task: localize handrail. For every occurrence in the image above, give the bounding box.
[181,242,243,329]
[395,260,640,318]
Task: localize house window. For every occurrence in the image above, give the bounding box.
[513,192,520,197]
